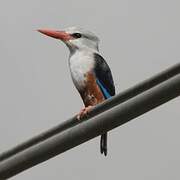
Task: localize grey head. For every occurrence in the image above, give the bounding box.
[38,27,100,52]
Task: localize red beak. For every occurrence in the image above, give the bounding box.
[37,29,72,41]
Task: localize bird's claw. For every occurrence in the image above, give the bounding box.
[77,106,93,120]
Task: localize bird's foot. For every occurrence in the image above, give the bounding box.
[77,106,93,120]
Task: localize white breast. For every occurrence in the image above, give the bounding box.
[69,51,95,91]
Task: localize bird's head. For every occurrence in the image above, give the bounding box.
[38,27,100,52]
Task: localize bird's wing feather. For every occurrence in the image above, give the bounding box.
[93,53,115,99]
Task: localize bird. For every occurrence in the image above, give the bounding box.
[38,27,115,156]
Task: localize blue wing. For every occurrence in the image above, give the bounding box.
[94,53,115,99]
[96,79,111,99]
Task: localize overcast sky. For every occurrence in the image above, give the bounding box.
[0,0,180,179]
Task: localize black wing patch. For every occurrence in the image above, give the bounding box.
[94,53,115,97]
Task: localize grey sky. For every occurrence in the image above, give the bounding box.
[0,0,180,179]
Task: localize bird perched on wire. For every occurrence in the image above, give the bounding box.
[38,27,115,156]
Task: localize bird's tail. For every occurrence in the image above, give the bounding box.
[100,133,107,156]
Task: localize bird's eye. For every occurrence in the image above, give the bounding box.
[71,33,82,39]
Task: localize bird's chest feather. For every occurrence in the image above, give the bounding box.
[69,51,95,91]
